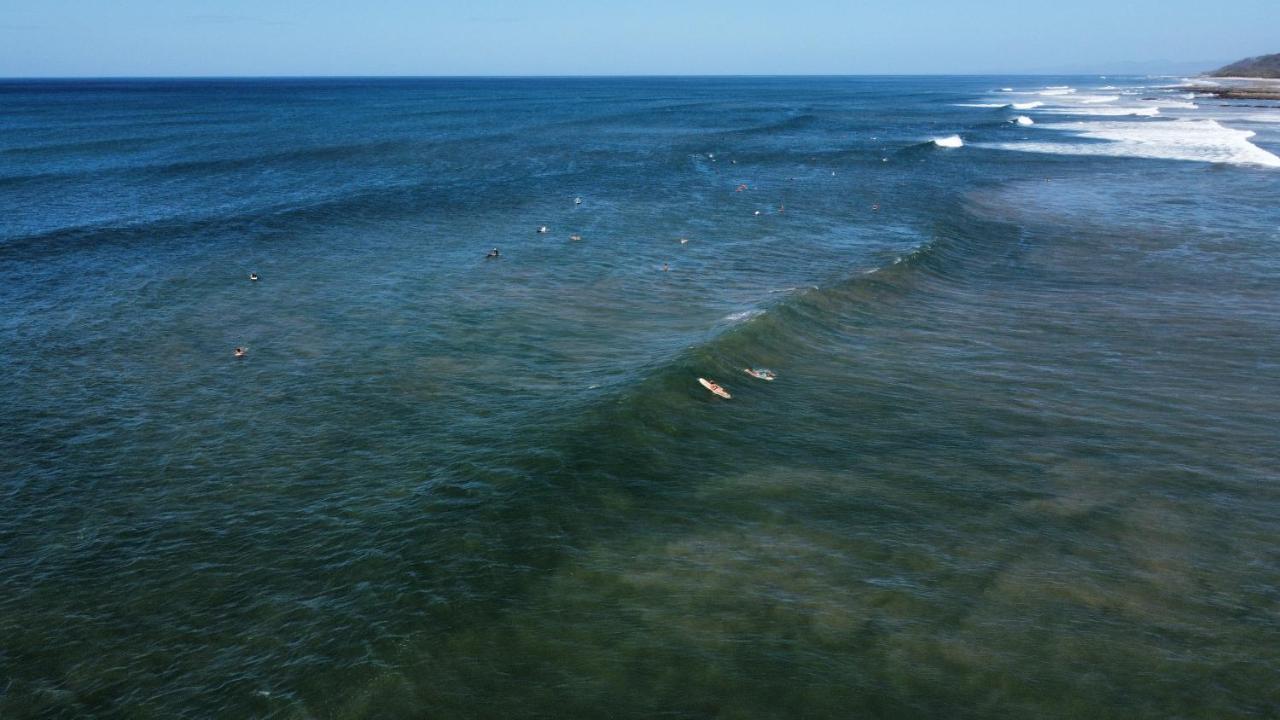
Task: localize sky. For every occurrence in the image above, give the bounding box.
[1,0,1276,77]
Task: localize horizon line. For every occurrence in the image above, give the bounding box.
[0,72,1196,81]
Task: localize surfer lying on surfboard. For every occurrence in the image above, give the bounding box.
[743,368,776,381]
[698,377,731,399]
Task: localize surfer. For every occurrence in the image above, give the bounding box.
[537,226,549,234]
[234,347,247,358]
[569,234,582,241]
[699,377,731,399]
[662,262,669,272]
[248,272,259,281]
[486,247,500,258]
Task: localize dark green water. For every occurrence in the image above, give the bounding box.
[2,77,1278,718]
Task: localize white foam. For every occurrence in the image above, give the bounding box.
[956,103,1009,108]
[1039,88,1076,96]
[1039,106,1161,117]
[723,309,765,322]
[1156,100,1198,109]
[1012,116,1034,126]
[1012,101,1043,110]
[1078,95,1120,104]
[1000,87,1013,92]
[982,118,1280,167]
[932,134,964,148]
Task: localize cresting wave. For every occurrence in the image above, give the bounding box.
[1038,106,1160,117]
[981,118,1280,167]
[932,135,964,148]
[599,229,964,418]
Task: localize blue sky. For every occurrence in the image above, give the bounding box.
[1,0,1276,76]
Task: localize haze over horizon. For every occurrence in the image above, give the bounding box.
[1,0,1275,78]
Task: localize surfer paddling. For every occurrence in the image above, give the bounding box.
[698,377,731,399]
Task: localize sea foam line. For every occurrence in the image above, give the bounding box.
[979,118,1280,168]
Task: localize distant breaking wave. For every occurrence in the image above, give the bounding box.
[932,135,964,148]
[1039,106,1160,117]
[980,119,1280,168]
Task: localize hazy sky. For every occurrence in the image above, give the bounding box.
[1,0,1276,77]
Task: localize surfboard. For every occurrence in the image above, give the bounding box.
[698,377,731,399]
[743,368,776,381]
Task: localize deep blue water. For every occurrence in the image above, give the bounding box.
[2,76,1279,718]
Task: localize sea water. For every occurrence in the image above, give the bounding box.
[2,76,1279,718]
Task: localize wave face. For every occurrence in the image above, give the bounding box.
[3,76,1280,719]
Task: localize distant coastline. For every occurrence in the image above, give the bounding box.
[1181,77,1280,101]
[1182,53,1280,100]
[1209,53,1280,79]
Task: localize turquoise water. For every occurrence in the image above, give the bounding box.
[2,77,1279,718]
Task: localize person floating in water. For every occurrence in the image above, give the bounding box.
[574,197,582,205]
[662,262,669,272]
[234,347,247,358]
[569,234,582,241]
[486,248,500,258]
[537,226,549,234]
[248,272,259,281]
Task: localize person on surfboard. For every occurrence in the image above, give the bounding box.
[699,377,731,399]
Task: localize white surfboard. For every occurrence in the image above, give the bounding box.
[698,377,731,399]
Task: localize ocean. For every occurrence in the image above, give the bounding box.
[2,76,1278,718]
